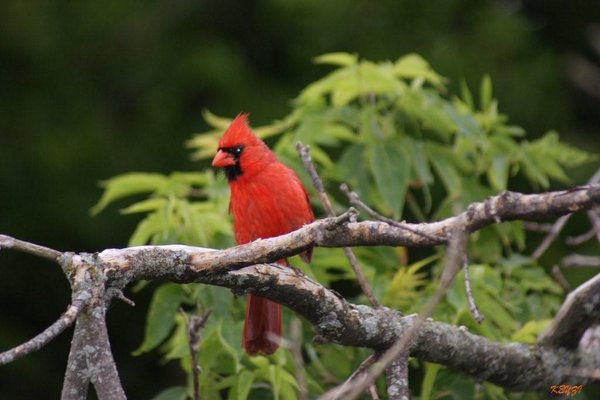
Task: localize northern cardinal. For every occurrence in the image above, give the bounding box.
[211,113,314,355]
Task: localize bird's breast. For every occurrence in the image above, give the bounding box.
[228,166,313,245]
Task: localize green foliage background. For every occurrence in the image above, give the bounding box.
[1,1,600,399]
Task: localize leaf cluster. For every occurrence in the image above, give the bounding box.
[94,53,596,399]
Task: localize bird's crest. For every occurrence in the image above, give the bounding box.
[218,113,262,148]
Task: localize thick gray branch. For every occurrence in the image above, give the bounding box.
[540,273,600,349]
[61,254,126,400]
[62,314,126,400]
[95,185,600,283]
[385,351,409,400]
[96,247,597,392]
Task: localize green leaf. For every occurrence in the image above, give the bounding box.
[339,144,370,199]
[91,173,169,215]
[357,60,405,96]
[520,151,549,188]
[296,67,355,106]
[511,319,551,343]
[198,320,240,375]
[487,153,509,191]
[134,283,186,355]
[511,267,562,294]
[480,74,493,112]
[400,90,455,140]
[384,254,438,309]
[408,138,433,185]
[202,109,234,129]
[459,79,475,110]
[162,313,190,360]
[120,197,166,214]
[447,106,484,142]
[151,386,188,400]
[330,78,361,107]
[128,211,164,246]
[323,123,360,143]
[468,228,503,263]
[186,131,221,160]
[227,370,254,400]
[368,142,410,217]
[517,131,596,188]
[169,171,209,188]
[393,53,446,87]
[421,363,442,400]
[476,289,517,335]
[426,144,461,196]
[313,52,358,67]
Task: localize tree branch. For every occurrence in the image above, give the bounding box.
[297,142,380,308]
[385,350,409,400]
[2,184,600,396]
[0,300,85,365]
[182,309,212,400]
[93,243,595,392]
[561,253,600,268]
[540,272,600,349]
[319,227,468,400]
[60,253,126,400]
[0,234,62,261]
[95,185,600,281]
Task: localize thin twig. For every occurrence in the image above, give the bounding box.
[586,209,600,244]
[566,226,598,245]
[0,299,85,365]
[579,170,600,245]
[340,183,438,242]
[561,253,600,268]
[531,172,600,259]
[523,221,554,233]
[0,234,62,261]
[550,265,572,293]
[587,168,600,185]
[531,214,571,260]
[182,309,212,400]
[107,288,136,307]
[290,317,309,400]
[297,142,380,308]
[305,344,336,384]
[319,228,467,400]
[463,258,484,324]
[368,385,381,400]
[563,171,600,246]
[327,354,378,399]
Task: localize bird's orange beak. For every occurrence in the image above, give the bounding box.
[212,149,236,168]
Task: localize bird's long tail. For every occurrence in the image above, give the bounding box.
[242,294,282,355]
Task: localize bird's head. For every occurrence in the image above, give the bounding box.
[212,113,275,181]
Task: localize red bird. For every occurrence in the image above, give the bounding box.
[211,114,314,355]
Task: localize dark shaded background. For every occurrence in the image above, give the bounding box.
[1,0,599,398]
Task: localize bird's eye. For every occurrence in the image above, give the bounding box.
[231,146,243,155]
